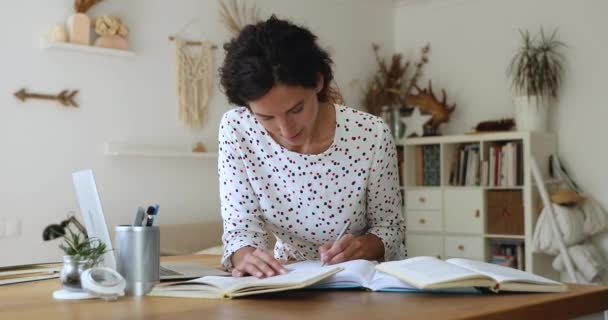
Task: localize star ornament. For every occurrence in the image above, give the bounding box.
[401,107,432,138]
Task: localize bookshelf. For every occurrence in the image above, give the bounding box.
[396,131,559,279]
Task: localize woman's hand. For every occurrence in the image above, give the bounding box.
[230,247,288,278]
[318,234,384,265]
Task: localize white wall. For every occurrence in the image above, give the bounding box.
[0,0,394,266]
[395,0,608,210]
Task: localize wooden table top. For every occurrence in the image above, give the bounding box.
[1,255,607,320]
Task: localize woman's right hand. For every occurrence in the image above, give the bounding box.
[230,247,288,278]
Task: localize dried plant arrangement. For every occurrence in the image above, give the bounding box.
[219,0,260,37]
[74,0,103,13]
[363,43,430,115]
[507,28,565,104]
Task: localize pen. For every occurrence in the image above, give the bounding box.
[133,207,145,226]
[145,204,159,227]
[321,220,351,267]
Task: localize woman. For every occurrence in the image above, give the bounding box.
[218,15,404,278]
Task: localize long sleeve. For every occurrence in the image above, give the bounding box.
[365,121,405,261]
[218,114,269,270]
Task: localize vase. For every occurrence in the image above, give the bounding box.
[391,107,405,139]
[514,95,549,132]
[59,256,92,291]
[94,35,129,50]
[66,13,91,45]
[48,25,68,43]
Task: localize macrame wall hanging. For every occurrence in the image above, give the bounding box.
[174,37,215,128]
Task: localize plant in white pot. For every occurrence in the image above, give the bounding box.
[508,28,566,132]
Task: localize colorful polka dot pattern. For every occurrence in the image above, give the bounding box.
[218,104,404,270]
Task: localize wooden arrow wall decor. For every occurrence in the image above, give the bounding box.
[14,88,79,108]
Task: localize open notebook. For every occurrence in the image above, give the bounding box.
[149,265,342,299]
[376,256,568,293]
[288,260,476,293]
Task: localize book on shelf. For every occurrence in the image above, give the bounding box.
[415,146,424,186]
[422,145,440,186]
[149,265,342,299]
[489,146,496,187]
[376,256,566,293]
[489,240,525,270]
[397,145,405,187]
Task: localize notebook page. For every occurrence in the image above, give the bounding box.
[287,260,376,287]
[375,256,486,288]
[446,258,562,285]
[200,266,340,292]
[368,271,416,291]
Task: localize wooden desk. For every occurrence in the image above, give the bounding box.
[1,255,607,320]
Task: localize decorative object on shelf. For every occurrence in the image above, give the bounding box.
[219,0,260,37]
[406,80,456,135]
[474,118,516,132]
[14,88,79,108]
[170,17,219,129]
[401,107,432,138]
[192,142,207,153]
[508,28,566,132]
[363,43,430,117]
[93,15,129,50]
[67,0,103,45]
[48,25,68,43]
[174,37,214,128]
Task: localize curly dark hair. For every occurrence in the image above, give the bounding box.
[219,15,336,107]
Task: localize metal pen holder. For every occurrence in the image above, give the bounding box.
[114,225,160,296]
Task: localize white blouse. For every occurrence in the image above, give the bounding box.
[218,104,404,270]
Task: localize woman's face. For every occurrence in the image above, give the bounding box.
[248,81,323,149]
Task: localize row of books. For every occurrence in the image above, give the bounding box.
[448,142,523,187]
[489,241,524,270]
[489,142,523,187]
[449,144,480,186]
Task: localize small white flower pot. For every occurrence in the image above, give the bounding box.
[514,95,550,132]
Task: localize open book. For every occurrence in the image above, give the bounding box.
[376,256,568,293]
[149,265,342,299]
[0,263,61,286]
[288,260,476,293]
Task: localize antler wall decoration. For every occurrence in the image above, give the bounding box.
[14,88,79,108]
[403,80,455,129]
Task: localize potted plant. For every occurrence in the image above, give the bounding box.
[93,15,129,50]
[58,228,108,291]
[508,28,566,132]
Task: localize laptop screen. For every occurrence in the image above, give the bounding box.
[72,169,117,270]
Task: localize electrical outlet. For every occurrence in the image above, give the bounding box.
[5,218,20,238]
[0,219,5,238]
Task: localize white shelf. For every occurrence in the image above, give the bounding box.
[40,38,135,57]
[484,234,526,240]
[104,143,217,158]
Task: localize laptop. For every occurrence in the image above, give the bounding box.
[71,169,229,280]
